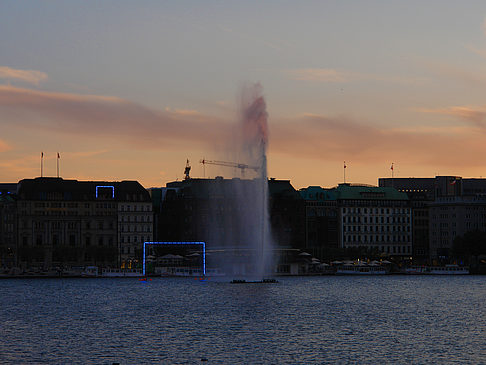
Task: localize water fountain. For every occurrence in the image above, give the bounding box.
[206,83,275,282]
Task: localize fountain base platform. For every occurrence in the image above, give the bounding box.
[230,278,278,284]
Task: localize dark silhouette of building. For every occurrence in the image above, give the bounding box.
[153,177,305,251]
[299,186,338,259]
[379,176,486,262]
[0,185,17,268]
[16,177,152,269]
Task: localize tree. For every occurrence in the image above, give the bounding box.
[452,230,486,264]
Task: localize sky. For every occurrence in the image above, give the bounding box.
[3,1,486,189]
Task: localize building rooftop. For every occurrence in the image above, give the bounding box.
[335,183,408,201]
[17,177,150,201]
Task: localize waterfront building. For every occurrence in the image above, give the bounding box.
[379,176,486,262]
[154,177,305,250]
[0,186,17,268]
[299,186,338,259]
[16,177,152,269]
[336,183,412,257]
[429,195,486,262]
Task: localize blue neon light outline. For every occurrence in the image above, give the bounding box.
[143,241,206,276]
[96,185,115,199]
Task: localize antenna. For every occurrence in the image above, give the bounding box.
[184,159,191,180]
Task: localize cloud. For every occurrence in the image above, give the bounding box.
[2,85,486,172]
[0,85,231,150]
[164,107,201,116]
[422,60,486,88]
[270,113,486,168]
[286,68,425,85]
[417,106,486,128]
[0,66,48,85]
[0,139,11,152]
[287,68,350,82]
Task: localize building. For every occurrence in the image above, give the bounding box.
[378,176,463,199]
[336,183,411,257]
[429,195,486,262]
[0,186,17,268]
[379,176,486,262]
[154,177,305,248]
[299,186,338,259]
[16,177,152,269]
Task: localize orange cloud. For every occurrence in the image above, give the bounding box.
[2,85,485,178]
[0,139,10,152]
[286,68,425,85]
[417,106,486,127]
[270,113,486,169]
[0,85,231,150]
[0,66,48,85]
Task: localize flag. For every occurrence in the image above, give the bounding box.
[344,161,347,169]
[57,152,60,159]
[390,163,394,171]
[41,152,43,158]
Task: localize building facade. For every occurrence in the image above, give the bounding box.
[16,178,152,269]
[379,175,486,262]
[0,186,17,268]
[336,184,411,256]
[299,186,338,259]
[429,196,486,262]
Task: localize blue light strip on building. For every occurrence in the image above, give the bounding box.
[95,185,115,198]
[143,241,206,276]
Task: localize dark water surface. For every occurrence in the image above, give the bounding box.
[1,276,485,364]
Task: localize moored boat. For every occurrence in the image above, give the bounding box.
[336,264,387,275]
[405,265,469,275]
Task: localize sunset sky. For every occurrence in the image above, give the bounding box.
[3,1,486,189]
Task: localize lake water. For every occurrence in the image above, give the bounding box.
[1,276,485,364]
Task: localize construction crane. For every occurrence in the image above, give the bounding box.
[200,159,259,177]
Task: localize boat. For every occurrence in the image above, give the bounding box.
[336,264,387,275]
[101,268,143,277]
[81,266,99,277]
[405,265,469,275]
[230,278,278,284]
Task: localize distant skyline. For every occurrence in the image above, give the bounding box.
[3,1,486,188]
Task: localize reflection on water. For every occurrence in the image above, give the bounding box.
[1,276,485,364]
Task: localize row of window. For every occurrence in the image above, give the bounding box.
[343,207,409,215]
[344,235,411,243]
[120,235,152,244]
[120,225,152,233]
[120,204,151,212]
[24,234,150,247]
[343,216,410,224]
[344,225,410,233]
[120,215,152,223]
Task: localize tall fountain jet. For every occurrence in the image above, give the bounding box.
[204,83,274,282]
[233,83,272,281]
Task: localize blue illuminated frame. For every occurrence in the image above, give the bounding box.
[96,185,115,199]
[143,241,206,276]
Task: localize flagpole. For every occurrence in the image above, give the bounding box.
[343,161,346,184]
[391,162,394,188]
[41,152,43,177]
[57,152,60,178]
